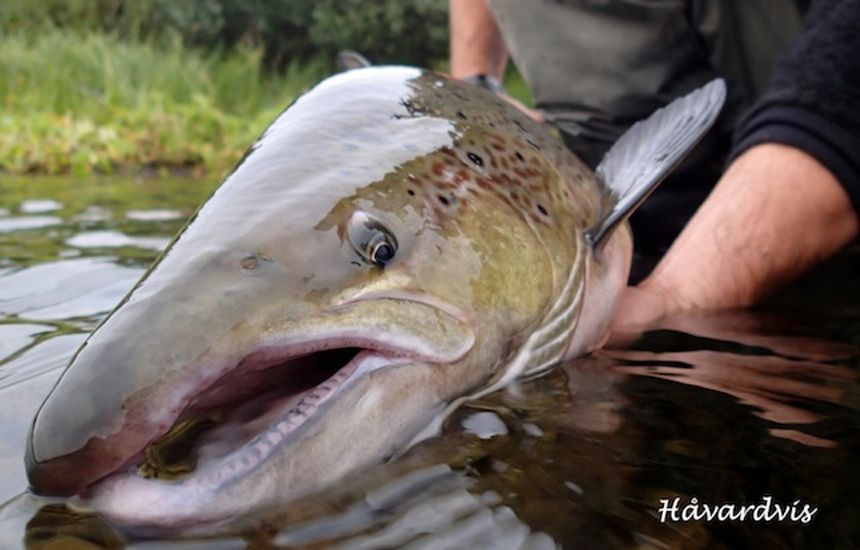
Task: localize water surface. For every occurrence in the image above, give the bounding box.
[0,176,858,548]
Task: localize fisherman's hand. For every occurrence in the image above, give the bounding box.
[449,0,543,123]
[608,144,859,347]
[500,94,544,123]
[454,73,544,122]
[606,284,672,347]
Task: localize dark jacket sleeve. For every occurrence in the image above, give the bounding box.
[730,0,860,215]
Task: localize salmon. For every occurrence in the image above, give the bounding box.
[26,67,724,533]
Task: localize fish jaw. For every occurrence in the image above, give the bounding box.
[86,351,452,534]
[25,298,475,499]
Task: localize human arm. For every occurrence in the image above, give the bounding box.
[613,144,858,335]
[449,0,542,121]
[449,0,508,81]
[611,0,860,336]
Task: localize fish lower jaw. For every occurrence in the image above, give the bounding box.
[86,349,415,532]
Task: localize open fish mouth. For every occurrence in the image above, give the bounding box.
[27,321,466,500]
[27,295,476,503]
[55,331,447,533]
[118,341,421,485]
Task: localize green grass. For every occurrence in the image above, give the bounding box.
[0,29,326,176]
[0,29,535,177]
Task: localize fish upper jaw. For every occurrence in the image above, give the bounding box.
[262,297,475,364]
[332,288,476,326]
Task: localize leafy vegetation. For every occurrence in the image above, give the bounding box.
[0,30,326,176]
[0,1,532,176]
[0,0,449,68]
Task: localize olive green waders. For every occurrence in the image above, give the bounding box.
[487,0,806,276]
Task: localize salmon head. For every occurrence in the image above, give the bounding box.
[25,67,724,532]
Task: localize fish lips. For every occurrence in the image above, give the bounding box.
[26,299,475,497]
[84,350,434,534]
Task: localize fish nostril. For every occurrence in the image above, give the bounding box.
[240,253,271,271]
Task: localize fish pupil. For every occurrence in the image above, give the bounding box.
[347,211,398,268]
[373,243,394,266]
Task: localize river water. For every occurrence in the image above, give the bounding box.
[0,176,858,549]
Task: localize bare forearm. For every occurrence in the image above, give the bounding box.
[449,0,508,80]
[641,144,859,310]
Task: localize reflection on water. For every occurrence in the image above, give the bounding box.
[0,216,63,234]
[65,231,171,252]
[125,210,184,222]
[18,200,64,214]
[0,176,858,548]
[0,258,142,320]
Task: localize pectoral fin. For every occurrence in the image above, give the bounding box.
[587,79,727,248]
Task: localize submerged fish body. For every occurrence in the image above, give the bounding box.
[25,67,724,532]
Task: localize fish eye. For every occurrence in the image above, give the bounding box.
[347,211,398,268]
[368,235,395,266]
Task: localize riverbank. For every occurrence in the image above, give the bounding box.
[0,30,326,177]
[2,29,532,178]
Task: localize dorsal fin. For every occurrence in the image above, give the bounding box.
[336,50,372,71]
[587,79,726,248]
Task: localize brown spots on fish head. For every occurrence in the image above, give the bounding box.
[453,168,470,186]
[452,129,574,228]
[397,70,610,240]
[395,152,476,225]
[431,160,445,178]
[476,177,493,192]
[391,117,585,232]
